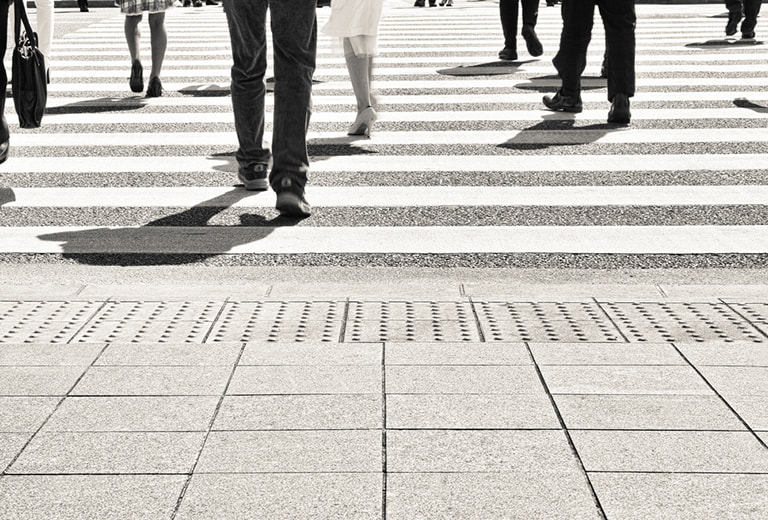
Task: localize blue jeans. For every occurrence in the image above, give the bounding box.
[552,0,635,101]
[223,0,317,193]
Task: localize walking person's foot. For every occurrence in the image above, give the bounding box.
[607,93,631,125]
[498,47,518,61]
[145,76,163,97]
[542,90,583,113]
[129,60,143,93]
[275,178,311,218]
[726,6,742,36]
[521,25,543,57]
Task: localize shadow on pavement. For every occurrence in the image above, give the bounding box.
[686,39,764,48]
[516,74,605,93]
[0,187,15,206]
[734,97,768,112]
[437,60,537,76]
[45,97,148,114]
[497,111,622,150]
[36,187,302,266]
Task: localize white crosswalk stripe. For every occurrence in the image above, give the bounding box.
[1,2,767,263]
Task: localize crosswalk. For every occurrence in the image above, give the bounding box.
[1,1,767,264]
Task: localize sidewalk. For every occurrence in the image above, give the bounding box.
[1,267,767,519]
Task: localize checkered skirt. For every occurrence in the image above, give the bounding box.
[120,0,176,15]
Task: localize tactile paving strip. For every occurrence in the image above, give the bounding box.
[600,302,766,343]
[70,301,222,343]
[0,301,101,343]
[206,301,344,342]
[723,303,768,340]
[344,301,480,342]
[474,302,625,342]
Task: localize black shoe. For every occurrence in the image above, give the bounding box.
[206,0,218,4]
[238,164,269,191]
[275,178,311,218]
[414,0,425,6]
[0,117,9,165]
[129,60,143,93]
[145,76,163,98]
[742,31,756,39]
[183,0,191,5]
[608,93,631,124]
[726,7,742,36]
[521,25,543,57]
[429,0,437,5]
[542,90,583,113]
[498,47,517,61]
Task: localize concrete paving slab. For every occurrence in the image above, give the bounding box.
[386,430,578,473]
[77,284,269,300]
[239,342,381,366]
[0,397,60,432]
[268,281,462,299]
[0,366,86,396]
[70,366,233,396]
[345,319,481,342]
[478,319,625,343]
[539,365,714,395]
[668,284,768,299]
[42,396,220,432]
[386,365,545,395]
[698,366,768,396]
[387,472,602,520]
[727,397,768,431]
[0,433,31,470]
[227,365,381,395]
[0,343,103,366]
[386,394,559,429]
[0,322,85,344]
[554,394,745,430]
[175,473,382,520]
[676,342,768,366]
[213,395,382,430]
[589,473,768,520]
[95,342,241,366]
[72,319,215,344]
[463,283,663,301]
[7,431,205,474]
[196,430,382,473]
[0,284,86,299]
[385,342,530,365]
[570,431,768,472]
[529,342,684,365]
[0,475,187,520]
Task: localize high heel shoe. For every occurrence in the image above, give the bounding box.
[347,106,376,137]
[146,76,163,98]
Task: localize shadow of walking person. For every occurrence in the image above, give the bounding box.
[497,111,622,151]
[36,187,299,266]
[734,97,768,112]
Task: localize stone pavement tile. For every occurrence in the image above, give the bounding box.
[385,342,530,365]
[95,342,241,366]
[0,284,85,299]
[669,285,768,299]
[0,475,187,520]
[0,343,103,366]
[42,396,220,432]
[0,397,60,432]
[676,342,768,366]
[698,366,768,396]
[387,472,602,520]
[345,320,481,343]
[570,431,768,473]
[554,394,745,430]
[227,365,381,395]
[727,396,768,430]
[463,283,663,301]
[387,430,578,473]
[268,281,461,299]
[214,395,382,430]
[175,473,382,520]
[539,365,713,395]
[530,342,684,365]
[7,431,205,474]
[239,342,381,365]
[386,394,559,429]
[0,433,30,469]
[196,430,382,473]
[71,366,233,396]
[0,366,86,396]
[78,283,268,300]
[589,473,768,520]
[386,365,544,395]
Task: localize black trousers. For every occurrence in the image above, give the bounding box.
[725,0,763,34]
[0,0,8,137]
[552,0,635,101]
[499,0,539,50]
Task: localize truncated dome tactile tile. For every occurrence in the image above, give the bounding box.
[474,302,625,343]
[600,302,767,343]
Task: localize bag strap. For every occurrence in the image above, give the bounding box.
[14,0,37,48]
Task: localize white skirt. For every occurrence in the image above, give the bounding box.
[321,0,385,57]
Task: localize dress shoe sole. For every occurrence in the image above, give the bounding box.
[276,192,311,217]
[238,174,268,191]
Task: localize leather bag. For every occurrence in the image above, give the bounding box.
[12,0,47,128]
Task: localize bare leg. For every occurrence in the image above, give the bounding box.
[124,14,142,63]
[343,38,372,113]
[148,12,167,80]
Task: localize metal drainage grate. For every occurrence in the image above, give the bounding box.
[71,301,223,343]
[601,302,766,343]
[344,301,479,342]
[474,302,625,343]
[206,301,344,342]
[0,301,100,343]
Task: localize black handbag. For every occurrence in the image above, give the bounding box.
[12,0,47,129]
